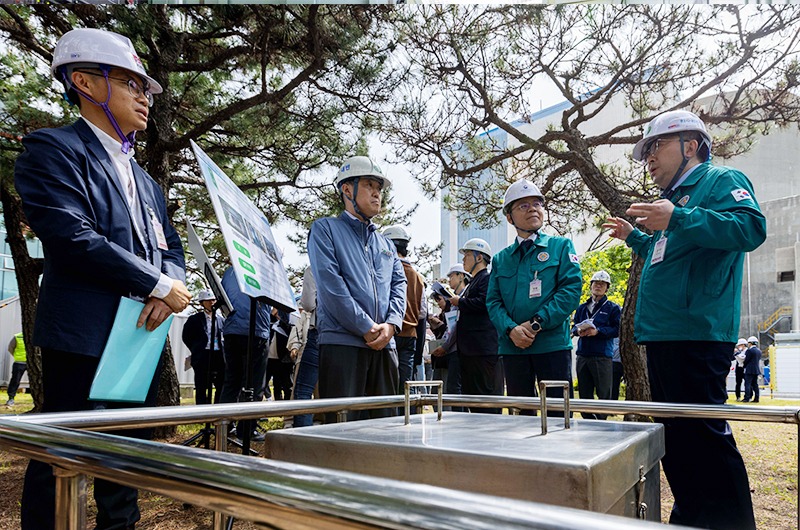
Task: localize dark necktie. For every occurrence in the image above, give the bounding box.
[519,239,533,252]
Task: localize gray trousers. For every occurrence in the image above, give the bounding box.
[576,355,612,420]
[319,343,399,423]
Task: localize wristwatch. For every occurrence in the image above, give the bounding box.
[505,325,516,337]
[529,314,543,333]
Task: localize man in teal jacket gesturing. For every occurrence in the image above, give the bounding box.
[487,180,582,416]
[604,110,765,530]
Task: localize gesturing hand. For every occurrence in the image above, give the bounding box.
[626,200,675,232]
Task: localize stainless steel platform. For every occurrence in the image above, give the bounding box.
[265,412,664,520]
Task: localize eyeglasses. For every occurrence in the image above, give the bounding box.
[512,199,545,212]
[75,70,154,107]
[641,137,680,159]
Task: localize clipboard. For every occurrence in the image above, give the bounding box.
[89,297,173,403]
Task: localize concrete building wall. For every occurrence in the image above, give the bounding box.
[741,195,800,339]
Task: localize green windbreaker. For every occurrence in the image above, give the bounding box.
[626,163,766,343]
[487,233,582,355]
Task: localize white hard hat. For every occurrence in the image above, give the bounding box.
[632,110,712,162]
[197,289,216,302]
[382,225,411,242]
[334,156,392,191]
[447,263,471,278]
[590,270,611,285]
[51,28,163,94]
[502,179,545,215]
[459,238,492,256]
[747,336,759,344]
[736,338,748,347]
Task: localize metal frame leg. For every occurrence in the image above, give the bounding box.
[53,466,86,530]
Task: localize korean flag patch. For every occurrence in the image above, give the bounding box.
[569,253,579,263]
[731,189,752,202]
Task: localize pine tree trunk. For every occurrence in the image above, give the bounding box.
[1,182,44,411]
[154,338,180,438]
[620,253,651,420]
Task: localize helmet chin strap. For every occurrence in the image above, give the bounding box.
[660,133,689,201]
[62,65,136,154]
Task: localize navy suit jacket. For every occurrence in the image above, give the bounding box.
[182,311,224,357]
[15,119,185,357]
[456,269,498,357]
[743,346,762,375]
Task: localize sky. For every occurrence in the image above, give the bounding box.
[269,87,568,273]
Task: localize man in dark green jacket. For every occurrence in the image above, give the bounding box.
[487,180,582,416]
[605,110,765,530]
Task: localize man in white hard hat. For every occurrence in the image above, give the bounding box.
[382,225,424,395]
[733,338,748,401]
[604,109,765,529]
[181,289,225,405]
[486,180,582,417]
[448,238,503,413]
[308,156,406,422]
[14,28,190,530]
[742,337,762,403]
[572,271,621,420]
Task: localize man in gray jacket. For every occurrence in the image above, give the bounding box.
[308,156,407,421]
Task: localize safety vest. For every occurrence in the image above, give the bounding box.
[12,332,26,363]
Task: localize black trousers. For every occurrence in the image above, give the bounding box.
[502,350,572,417]
[191,348,224,405]
[220,334,268,404]
[611,360,624,401]
[318,343,399,423]
[266,358,293,400]
[743,373,760,402]
[7,361,27,398]
[22,349,161,530]
[459,354,504,414]
[576,355,612,420]
[646,341,755,530]
[734,365,745,400]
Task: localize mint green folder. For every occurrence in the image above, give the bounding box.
[89,297,173,403]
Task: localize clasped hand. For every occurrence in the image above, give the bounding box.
[363,323,395,351]
[509,322,538,349]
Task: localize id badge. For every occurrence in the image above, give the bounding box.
[529,279,542,298]
[148,208,169,250]
[651,235,667,265]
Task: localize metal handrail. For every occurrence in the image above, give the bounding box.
[3,395,798,528]
[758,305,793,332]
[0,418,671,530]
[9,395,800,431]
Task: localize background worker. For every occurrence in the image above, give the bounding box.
[573,271,621,420]
[6,332,27,406]
[288,266,319,427]
[429,263,470,405]
[451,238,503,413]
[181,289,225,405]
[604,109,765,529]
[742,336,762,403]
[14,28,190,530]
[219,265,271,441]
[383,225,424,394]
[487,180,582,417]
[733,338,748,402]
